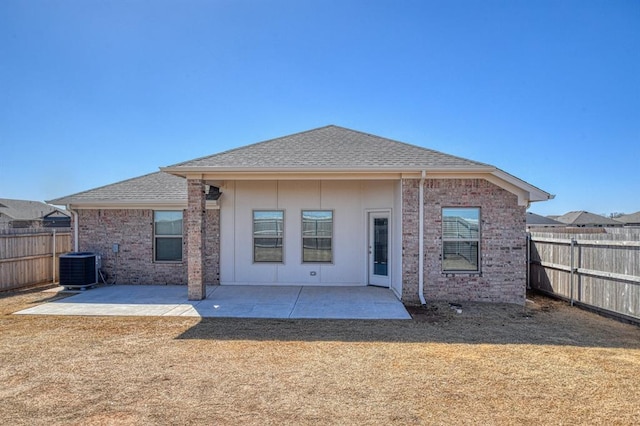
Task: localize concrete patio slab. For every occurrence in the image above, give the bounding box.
[292,286,410,319]
[14,285,411,320]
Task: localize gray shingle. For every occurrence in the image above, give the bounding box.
[615,211,640,225]
[555,211,623,226]
[167,125,491,170]
[47,172,186,205]
[50,126,541,205]
[0,198,60,220]
[526,212,564,226]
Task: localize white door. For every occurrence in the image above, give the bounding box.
[368,212,390,287]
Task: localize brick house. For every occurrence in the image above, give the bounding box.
[49,126,551,305]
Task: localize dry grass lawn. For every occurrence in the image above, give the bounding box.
[1,286,639,425]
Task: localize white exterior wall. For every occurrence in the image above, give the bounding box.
[219,180,400,288]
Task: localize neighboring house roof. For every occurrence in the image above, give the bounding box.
[44,210,71,218]
[48,172,187,207]
[0,198,64,220]
[49,125,552,207]
[554,211,623,227]
[615,211,640,225]
[42,210,72,228]
[526,212,564,227]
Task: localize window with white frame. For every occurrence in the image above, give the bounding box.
[442,207,480,272]
[253,211,284,263]
[302,210,333,263]
[154,211,183,262]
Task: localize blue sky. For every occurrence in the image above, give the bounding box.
[1,0,638,216]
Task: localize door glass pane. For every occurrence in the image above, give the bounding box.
[373,217,388,276]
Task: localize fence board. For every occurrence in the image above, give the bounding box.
[529,229,640,321]
[0,230,71,291]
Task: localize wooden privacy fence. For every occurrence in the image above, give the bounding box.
[528,229,640,322]
[0,230,72,291]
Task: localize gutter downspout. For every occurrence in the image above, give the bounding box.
[418,171,426,305]
[68,206,79,252]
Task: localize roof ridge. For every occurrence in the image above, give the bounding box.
[0,198,50,204]
[165,124,492,169]
[165,125,337,168]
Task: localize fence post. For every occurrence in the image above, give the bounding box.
[526,233,531,290]
[569,237,576,306]
[52,229,56,284]
[577,242,582,303]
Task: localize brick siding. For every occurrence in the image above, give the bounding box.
[74,177,524,305]
[402,178,526,305]
[74,208,220,286]
[204,209,220,285]
[187,179,206,299]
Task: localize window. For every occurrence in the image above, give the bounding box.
[253,211,284,263]
[154,211,183,262]
[442,208,480,272]
[302,210,333,263]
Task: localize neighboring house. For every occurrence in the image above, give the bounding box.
[42,210,72,228]
[0,198,70,230]
[526,212,565,230]
[614,212,640,227]
[49,125,552,305]
[554,211,624,228]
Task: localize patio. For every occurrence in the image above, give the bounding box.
[14,284,411,319]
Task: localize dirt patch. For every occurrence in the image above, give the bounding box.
[1,288,638,425]
[405,302,454,323]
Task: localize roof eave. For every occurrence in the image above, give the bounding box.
[161,165,552,207]
[49,199,198,210]
[160,165,497,177]
[490,169,554,204]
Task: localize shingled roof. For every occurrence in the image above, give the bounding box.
[164,125,492,171]
[555,211,623,227]
[49,125,552,206]
[48,172,187,206]
[526,212,564,227]
[615,211,640,225]
[0,198,62,220]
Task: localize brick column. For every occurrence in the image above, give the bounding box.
[187,178,206,300]
[401,178,421,304]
